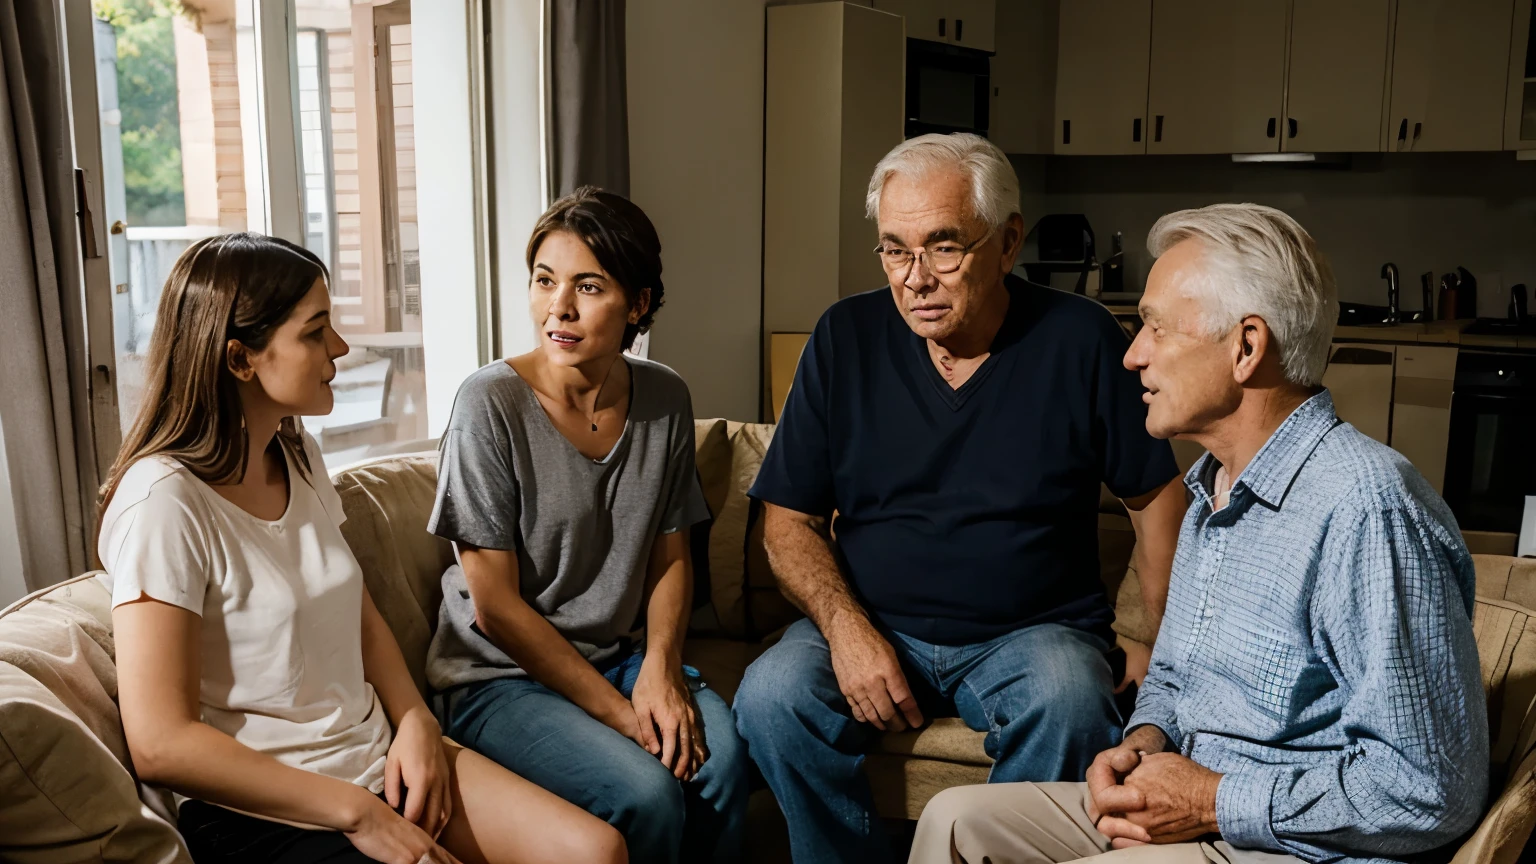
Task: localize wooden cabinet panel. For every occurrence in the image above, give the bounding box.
[1387,0,1515,152]
[872,0,993,50]
[1054,0,1151,155]
[1323,343,1396,445]
[990,0,1058,154]
[1146,0,1288,154]
[1503,0,1536,149]
[948,0,994,51]
[1285,0,1391,152]
[1390,345,1457,492]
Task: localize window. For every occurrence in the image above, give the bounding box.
[87,0,461,467]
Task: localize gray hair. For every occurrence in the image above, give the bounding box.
[1147,203,1338,387]
[865,133,1020,227]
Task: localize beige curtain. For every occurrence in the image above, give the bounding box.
[547,0,630,198]
[0,0,98,590]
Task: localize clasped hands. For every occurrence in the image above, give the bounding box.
[1085,726,1223,848]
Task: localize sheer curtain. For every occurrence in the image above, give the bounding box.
[0,0,97,592]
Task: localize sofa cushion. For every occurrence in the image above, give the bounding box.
[0,574,189,862]
[1475,554,1536,611]
[1474,596,1536,787]
[331,453,455,699]
[707,422,803,640]
[1459,594,1536,864]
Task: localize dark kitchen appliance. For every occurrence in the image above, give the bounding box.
[1421,271,1435,319]
[1511,283,1529,322]
[1457,266,1479,319]
[904,39,990,139]
[1020,214,1096,294]
[1439,272,1461,322]
[1443,350,1536,533]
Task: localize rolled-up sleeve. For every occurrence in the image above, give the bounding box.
[1216,497,1488,858]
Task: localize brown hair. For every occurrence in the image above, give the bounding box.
[525,186,665,350]
[98,232,328,525]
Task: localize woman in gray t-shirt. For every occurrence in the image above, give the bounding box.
[426,187,746,863]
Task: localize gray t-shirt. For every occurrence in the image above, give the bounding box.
[424,358,710,691]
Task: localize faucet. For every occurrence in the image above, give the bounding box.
[1381,262,1400,323]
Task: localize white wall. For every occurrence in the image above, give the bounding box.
[415,2,484,437]
[627,0,768,422]
[1014,152,1536,310]
[490,0,546,358]
[0,414,27,608]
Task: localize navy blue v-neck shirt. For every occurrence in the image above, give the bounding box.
[750,276,1179,645]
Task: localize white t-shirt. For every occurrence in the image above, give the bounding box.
[98,433,390,799]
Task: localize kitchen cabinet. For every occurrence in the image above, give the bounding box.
[1053,0,1151,155]
[1503,0,1536,149]
[1390,345,1457,493]
[1145,0,1288,155]
[1323,343,1396,445]
[989,0,1057,154]
[1284,0,1391,153]
[872,0,995,52]
[763,2,904,416]
[1386,0,1514,152]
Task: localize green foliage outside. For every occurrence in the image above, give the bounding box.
[94,0,186,226]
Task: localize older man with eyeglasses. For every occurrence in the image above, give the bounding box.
[733,133,1189,864]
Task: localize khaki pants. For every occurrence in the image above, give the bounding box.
[908,782,1301,864]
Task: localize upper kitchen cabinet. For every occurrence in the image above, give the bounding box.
[872,0,995,52]
[1504,0,1536,149]
[1284,0,1391,152]
[1053,0,1151,155]
[1145,0,1288,155]
[1386,0,1514,152]
[989,0,1058,154]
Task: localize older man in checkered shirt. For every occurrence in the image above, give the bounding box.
[910,204,1488,864]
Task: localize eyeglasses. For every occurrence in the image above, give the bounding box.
[874,224,997,276]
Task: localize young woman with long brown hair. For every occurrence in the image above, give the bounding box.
[97,232,626,864]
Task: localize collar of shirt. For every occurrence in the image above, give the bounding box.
[1183,390,1342,517]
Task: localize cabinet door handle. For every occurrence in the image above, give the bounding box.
[1133,118,1142,142]
[1063,120,1071,145]
[1412,121,1422,144]
[1397,118,1408,147]
[938,17,945,37]
[955,18,963,41]
[1267,117,1276,138]
[1154,115,1164,142]
[1288,118,1297,138]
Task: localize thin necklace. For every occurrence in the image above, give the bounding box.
[585,357,622,432]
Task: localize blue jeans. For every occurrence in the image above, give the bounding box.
[734,618,1122,864]
[444,652,749,864]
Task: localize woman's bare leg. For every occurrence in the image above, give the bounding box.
[437,740,626,864]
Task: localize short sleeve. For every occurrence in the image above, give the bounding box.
[749,314,836,518]
[429,428,519,550]
[1092,312,1180,499]
[99,471,211,616]
[658,385,711,535]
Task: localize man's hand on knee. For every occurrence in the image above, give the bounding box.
[824,612,924,732]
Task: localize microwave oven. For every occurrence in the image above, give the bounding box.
[905,38,990,138]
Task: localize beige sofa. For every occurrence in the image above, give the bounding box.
[3,425,1536,862]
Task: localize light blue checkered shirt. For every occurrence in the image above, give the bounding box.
[1129,390,1488,863]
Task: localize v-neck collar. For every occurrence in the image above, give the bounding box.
[906,278,1029,411]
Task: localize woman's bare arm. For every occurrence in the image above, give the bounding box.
[458,547,638,739]
[114,597,379,830]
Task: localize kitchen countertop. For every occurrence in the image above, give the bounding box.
[1102,305,1533,350]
